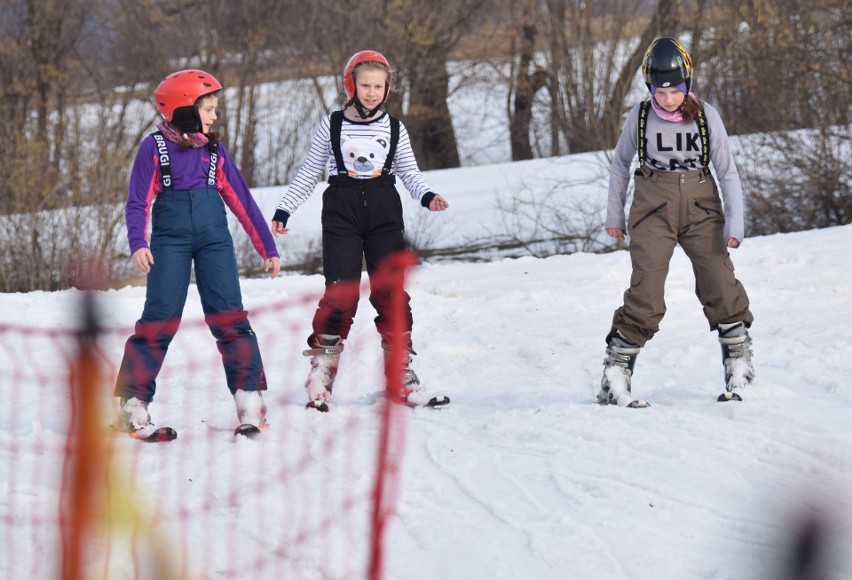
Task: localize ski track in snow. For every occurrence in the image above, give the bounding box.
[2,216,851,578]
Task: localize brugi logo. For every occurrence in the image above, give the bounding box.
[153,133,171,188]
[207,151,218,186]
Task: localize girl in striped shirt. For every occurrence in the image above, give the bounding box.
[272,50,450,412]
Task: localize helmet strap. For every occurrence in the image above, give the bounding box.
[353,97,384,120]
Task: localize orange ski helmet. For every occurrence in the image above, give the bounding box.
[342,50,392,101]
[154,69,223,122]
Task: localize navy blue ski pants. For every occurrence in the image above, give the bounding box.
[115,188,267,402]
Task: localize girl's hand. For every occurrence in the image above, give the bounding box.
[264,256,281,279]
[727,237,740,248]
[428,195,449,211]
[131,248,154,273]
[271,221,289,237]
[606,228,626,240]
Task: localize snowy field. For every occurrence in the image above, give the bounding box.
[1,177,851,578]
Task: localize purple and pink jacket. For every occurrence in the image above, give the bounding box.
[125,134,278,260]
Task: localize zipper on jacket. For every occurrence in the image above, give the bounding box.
[358,184,367,207]
[694,201,723,218]
[631,201,667,229]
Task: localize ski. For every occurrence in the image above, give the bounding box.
[596,388,649,408]
[304,393,450,412]
[402,394,450,409]
[128,426,178,443]
[234,423,263,439]
[717,391,743,402]
[305,395,331,412]
[597,398,650,408]
[110,422,177,442]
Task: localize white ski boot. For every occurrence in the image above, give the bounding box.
[115,396,176,440]
[117,396,152,432]
[717,322,754,401]
[597,332,648,408]
[303,334,343,412]
[233,389,268,438]
[382,335,449,408]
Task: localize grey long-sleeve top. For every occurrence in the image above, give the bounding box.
[605,101,746,242]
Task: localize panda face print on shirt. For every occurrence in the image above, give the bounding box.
[341,135,390,177]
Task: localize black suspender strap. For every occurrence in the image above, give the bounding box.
[151,131,219,190]
[695,108,710,167]
[382,115,400,175]
[152,131,173,190]
[637,100,650,167]
[329,111,400,178]
[206,139,219,187]
[329,111,348,176]
[637,100,711,168]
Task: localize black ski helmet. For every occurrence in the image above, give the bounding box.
[642,37,693,93]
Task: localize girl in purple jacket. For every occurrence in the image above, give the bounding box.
[115,69,279,440]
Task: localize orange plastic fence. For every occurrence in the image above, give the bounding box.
[0,252,416,580]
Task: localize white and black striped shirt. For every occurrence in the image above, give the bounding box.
[276,112,432,215]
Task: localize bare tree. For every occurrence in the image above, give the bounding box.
[0,0,189,291]
[744,126,851,235]
[692,0,850,234]
[507,0,550,161]
[291,0,491,170]
[695,0,849,134]
[537,0,682,155]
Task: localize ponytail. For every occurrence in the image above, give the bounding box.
[681,94,704,122]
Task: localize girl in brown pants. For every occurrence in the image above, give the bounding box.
[599,38,754,407]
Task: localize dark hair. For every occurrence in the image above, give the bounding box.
[681,94,704,122]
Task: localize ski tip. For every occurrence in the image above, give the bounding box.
[426,395,450,407]
[129,426,177,443]
[234,424,262,439]
[403,395,450,408]
[305,400,330,413]
[717,391,743,402]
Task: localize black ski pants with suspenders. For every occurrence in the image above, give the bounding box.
[308,112,413,347]
[311,174,411,345]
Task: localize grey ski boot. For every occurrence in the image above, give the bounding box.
[597,331,648,408]
[717,322,754,401]
[303,334,343,412]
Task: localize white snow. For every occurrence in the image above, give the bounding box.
[1,154,851,579]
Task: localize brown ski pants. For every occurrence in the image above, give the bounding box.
[611,168,753,347]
